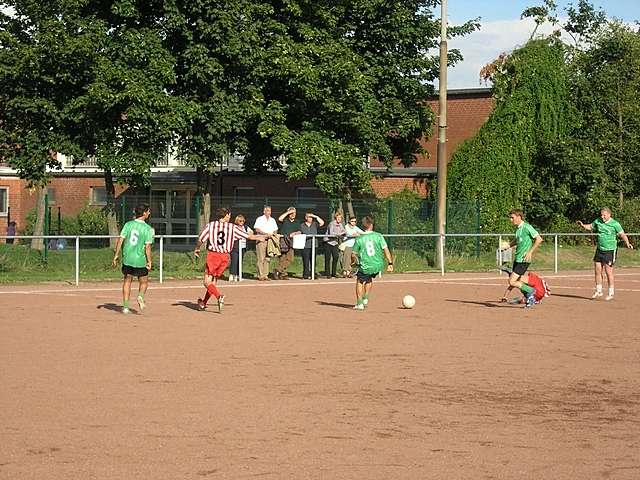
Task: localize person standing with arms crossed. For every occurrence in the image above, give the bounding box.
[112,204,154,314]
[577,207,633,301]
[500,209,543,308]
[351,216,393,310]
[253,205,278,280]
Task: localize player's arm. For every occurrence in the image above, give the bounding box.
[618,231,633,249]
[523,235,543,262]
[112,236,124,267]
[145,243,152,270]
[194,225,208,258]
[576,220,592,231]
[383,246,393,272]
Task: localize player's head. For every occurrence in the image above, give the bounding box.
[134,203,150,219]
[263,205,272,217]
[334,211,343,223]
[216,207,231,222]
[600,207,611,221]
[234,214,246,226]
[508,209,524,226]
[361,216,374,231]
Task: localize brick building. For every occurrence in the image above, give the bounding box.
[1,88,493,237]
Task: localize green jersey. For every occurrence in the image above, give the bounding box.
[352,231,388,274]
[592,218,623,251]
[120,219,154,268]
[514,222,539,263]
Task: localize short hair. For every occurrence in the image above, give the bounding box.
[287,206,296,212]
[508,209,524,219]
[362,216,374,228]
[600,207,611,214]
[263,205,271,210]
[134,203,149,217]
[216,207,230,219]
[334,211,343,219]
[234,214,245,224]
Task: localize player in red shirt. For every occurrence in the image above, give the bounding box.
[194,207,265,312]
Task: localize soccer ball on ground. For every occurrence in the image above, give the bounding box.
[402,295,416,309]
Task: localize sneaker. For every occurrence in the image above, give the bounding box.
[591,290,603,299]
[353,304,365,310]
[122,307,131,314]
[137,296,146,311]
[524,293,536,309]
[197,298,206,311]
[605,294,614,301]
[217,295,225,313]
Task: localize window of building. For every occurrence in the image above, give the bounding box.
[90,187,107,205]
[47,187,56,204]
[0,187,7,215]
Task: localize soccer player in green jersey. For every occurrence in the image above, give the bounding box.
[500,209,543,308]
[577,207,633,301]
[351,216,393,310]
[112,204,154,314]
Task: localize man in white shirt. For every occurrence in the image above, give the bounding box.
[253,205,279,280]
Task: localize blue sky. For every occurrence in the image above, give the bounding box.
[439,1,640,89]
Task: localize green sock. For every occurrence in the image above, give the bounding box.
[138,293,145,299]
[519,284,534,295]
[362,293,369,300]
[356,298,364,305]
[123,300,129,308]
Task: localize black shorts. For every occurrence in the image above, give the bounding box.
[512,262,530,276]
[356,270,379,283]
[122,264,149,277]
[593,249,616,266]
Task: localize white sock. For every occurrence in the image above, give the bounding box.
[595,284,602,292]
[608,287,614,296]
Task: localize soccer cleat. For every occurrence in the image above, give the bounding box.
[122,307,131,314]
[591,290,603,299]
[197,298,206,311]
[353,304,365,310]
[217,295,225,313]
[524,293,536,309]
[605,294,614,301]
[137,296,146,311]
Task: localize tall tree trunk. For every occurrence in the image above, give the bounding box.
[31,185,47,251]
[345,192,355,220]
[196,168,213,228]
[104,168,119,248]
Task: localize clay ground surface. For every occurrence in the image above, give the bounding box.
[1,271,639,479]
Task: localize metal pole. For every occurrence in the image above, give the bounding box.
[238,243,243,281]
[498,235,503,274]
[435,0,448,269]
[554,234,558,273]
[159,236,164,284]
[75,236,80,286]
[311,235,316,280]
[439,234,445,276]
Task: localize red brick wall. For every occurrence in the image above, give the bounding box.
[370,177,428,198]
[371,91,494,169]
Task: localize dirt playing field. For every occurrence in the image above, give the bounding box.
[1,271,639,479]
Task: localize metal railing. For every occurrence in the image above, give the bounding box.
[1,232,638,285]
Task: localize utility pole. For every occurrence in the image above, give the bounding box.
[436,0,448,271]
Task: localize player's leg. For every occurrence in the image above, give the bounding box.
[592,258,603,298]
[509,265,535,307]
[362,277,374,305]
[354,277,365,310]
[122,274,133,313]
[604,262,615,300]
[137,272,149,311]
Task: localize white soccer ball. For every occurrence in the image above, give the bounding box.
[402,295,416,309]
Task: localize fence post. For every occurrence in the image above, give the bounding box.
[43,193,49,263]
[475,199,481,258]
[75,236,80,286]
[239,244,243,281]
[498,235,503,275]
[439,234,445,276]
[554,234,558,274]
[386,199,394,250]
[159,236,164,284]
[311,235,316,280]
[194,194,200,236]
